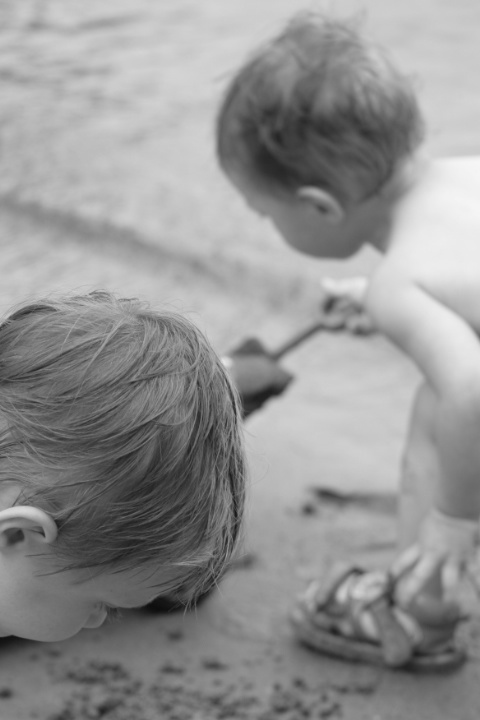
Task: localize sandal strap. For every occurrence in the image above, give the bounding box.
[303,563,365,611]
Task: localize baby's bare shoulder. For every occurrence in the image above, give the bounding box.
[387,158,480,265]
[374,159,480,329]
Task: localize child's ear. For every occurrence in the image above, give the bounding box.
[297,186,345,224]
[0,506,57,549]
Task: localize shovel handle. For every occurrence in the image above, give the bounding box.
[270,311,347,361]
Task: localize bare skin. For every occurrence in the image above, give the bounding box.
[366,156,480,603]
[229,153,480,608]
[0,484,184,641]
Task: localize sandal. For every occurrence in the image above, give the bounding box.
[290,564,467,672]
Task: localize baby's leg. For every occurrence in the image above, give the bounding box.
[397,382,438,551]
[397,381,444,600]
[290,382,464,667]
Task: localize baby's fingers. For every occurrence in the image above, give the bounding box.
[441,561,462,603]
[396,553,440,605]
[390,544,421,580]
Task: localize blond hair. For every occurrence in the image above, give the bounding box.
[0,291,246,602]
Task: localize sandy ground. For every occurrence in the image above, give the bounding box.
[0,1,479,718]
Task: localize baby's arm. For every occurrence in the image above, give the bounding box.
[366,265,480,598]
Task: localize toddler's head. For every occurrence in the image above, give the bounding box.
[217,12,424,206]
[0,291,245,640]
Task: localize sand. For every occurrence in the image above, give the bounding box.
[0,1,479,718]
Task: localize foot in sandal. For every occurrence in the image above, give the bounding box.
[290,564,467,671]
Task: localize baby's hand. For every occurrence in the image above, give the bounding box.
[321,276,369,309]
[320,277,375,335]
[391,509,479,605]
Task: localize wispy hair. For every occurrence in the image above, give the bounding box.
[217,12,424,203]
[0,291,246,602]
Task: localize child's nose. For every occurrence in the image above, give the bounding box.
[83,606,108,629]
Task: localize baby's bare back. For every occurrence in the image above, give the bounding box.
[384,156,480,333]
